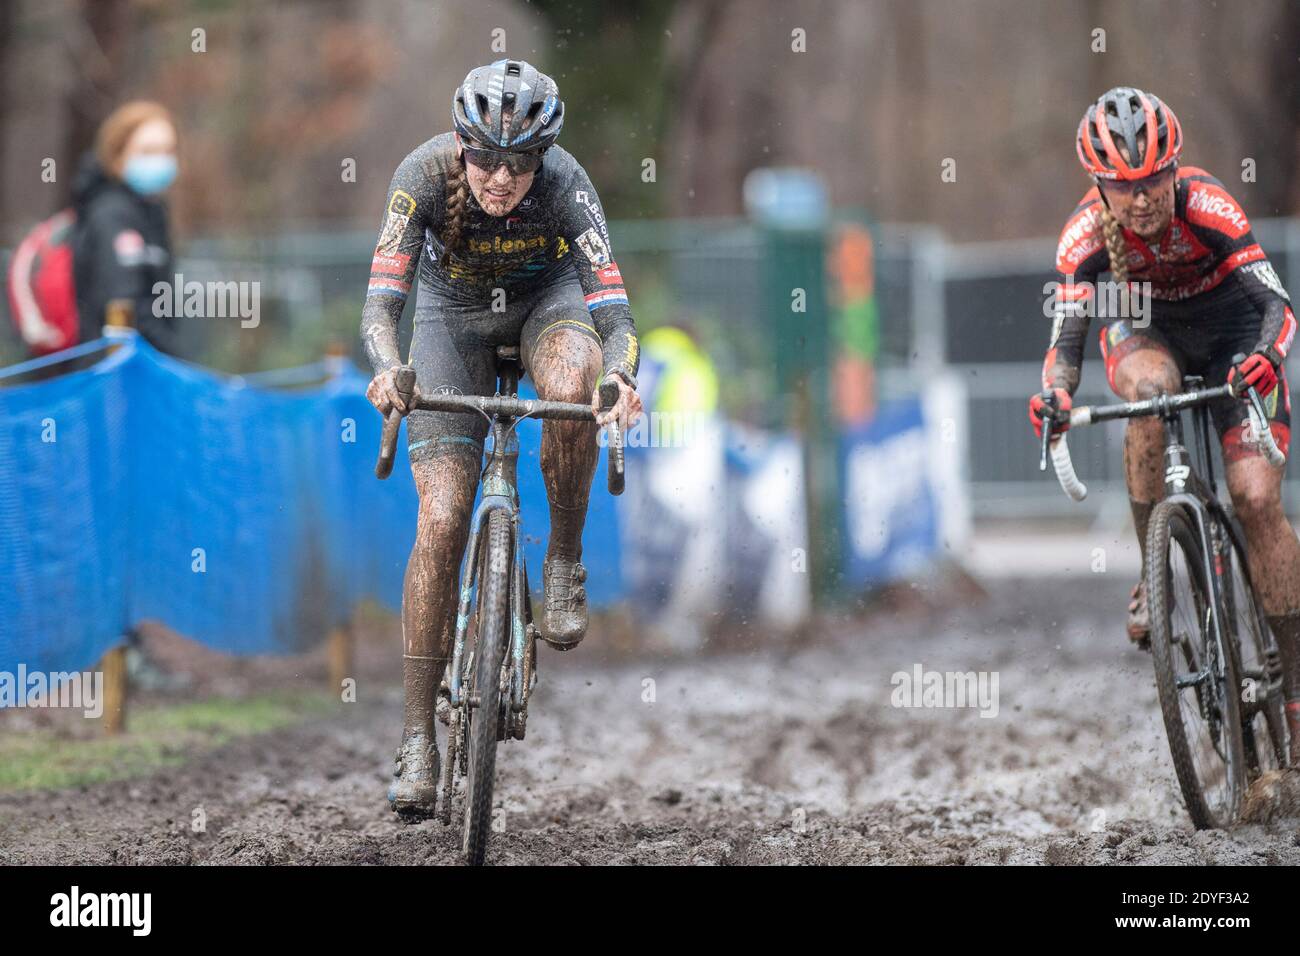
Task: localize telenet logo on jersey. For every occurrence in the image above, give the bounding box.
[465,235,549,256]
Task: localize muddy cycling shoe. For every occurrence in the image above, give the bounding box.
[387,729,439,823]
[1127,580,1151,650]
[539,557,588,650]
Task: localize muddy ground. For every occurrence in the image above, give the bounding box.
[3,576,1299,865]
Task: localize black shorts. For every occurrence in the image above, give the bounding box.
[405,273,600,463]
[1098,283,1291,461]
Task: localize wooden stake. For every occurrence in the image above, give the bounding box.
[100,645,128,734]
[327,624,353,698]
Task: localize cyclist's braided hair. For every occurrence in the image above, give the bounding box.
[1099,203,1130,285]
[1099,202,1132,314]
[440,158,470,268]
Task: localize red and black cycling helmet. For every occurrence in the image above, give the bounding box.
[453,59,564,152]
[1076,86,1182,181]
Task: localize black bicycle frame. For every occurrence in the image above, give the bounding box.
[1082,381,1238,687]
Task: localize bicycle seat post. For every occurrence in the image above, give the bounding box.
[495,345,521,398]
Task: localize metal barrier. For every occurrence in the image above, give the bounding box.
[5,216,1298,521]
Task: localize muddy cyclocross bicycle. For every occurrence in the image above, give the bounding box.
[1038,356,1291,828]
[376,345,625,864]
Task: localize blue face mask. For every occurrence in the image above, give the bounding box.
[122,154,177,196]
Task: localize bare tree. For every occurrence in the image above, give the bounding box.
[0,0,15,227]
[60,0,129,203]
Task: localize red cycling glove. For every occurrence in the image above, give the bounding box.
[1028,388,1072,440]
[1228,350,1280,397]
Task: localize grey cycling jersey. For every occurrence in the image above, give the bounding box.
[360,133,638,385]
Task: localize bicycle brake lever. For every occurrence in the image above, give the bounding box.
[598,379,625,496]
[1038,389,1055,471]
[375,365,417,480]
[1229,352,1249,398]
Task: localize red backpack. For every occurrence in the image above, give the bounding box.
[7,209,78,355]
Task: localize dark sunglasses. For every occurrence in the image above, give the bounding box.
[462,144,544,174]
[1098,165,1176,198]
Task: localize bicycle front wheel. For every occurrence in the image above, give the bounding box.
[1146,500,1245,828]
[462,508,512,865]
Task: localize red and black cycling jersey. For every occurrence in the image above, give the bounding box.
[1042,166,1296,391]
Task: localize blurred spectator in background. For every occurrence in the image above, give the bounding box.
[828,222,878,425]
[72,101,180,354]
[639,324,719,418]
[630,324,723,651]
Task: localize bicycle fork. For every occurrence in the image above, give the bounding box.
[1157,408,1227,675]
[448,496,504,709]
[448,419,533,721]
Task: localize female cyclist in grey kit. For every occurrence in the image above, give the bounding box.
[360,60,643,819]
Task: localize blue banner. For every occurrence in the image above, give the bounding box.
[841,397,941,586]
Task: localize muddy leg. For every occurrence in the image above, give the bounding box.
[527,329,602,648]
[403,451,481,726]
[529,329,602,562]
[1112,347,1181,641]
[390,450,481,816]
[1114,349,1181,554]
[1225,453,1300,762]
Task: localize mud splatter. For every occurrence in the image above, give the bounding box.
[3,577,1298,865]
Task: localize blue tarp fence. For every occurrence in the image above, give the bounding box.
[0,333,620,674]
[1,333,955,676]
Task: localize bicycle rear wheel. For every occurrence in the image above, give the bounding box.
[1146,500,1245,828]
[462,508,512,865]
[1219,517,1288,775]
